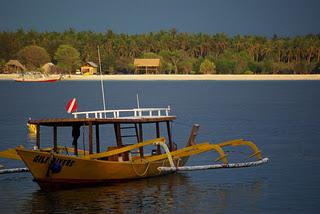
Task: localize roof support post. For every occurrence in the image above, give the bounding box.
[96,124,100,153]
[134,123,140,143]
[156,122,161,154]
[166,121,173,151]
[88,122,93,154]
[53,126,57,152]
[74,140,78,156]
[36,125,40,149]
[114,123,123,147]
[138,123,144,158]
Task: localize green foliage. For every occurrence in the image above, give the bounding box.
[191,58,203,74]
[215,58,236,74]
[312,63,320,73]
[199,59,216,74]
[293,61,316,74]
[179,57,194,74]
[247,61,260,73]
[17,45,50,70]
[101,54,116,74]
[261,60,273,74]
[244,70,254,74]
[159,50,184,74]
[215,51,253,74]
[114,57,133,74]
[0,29,319,74]
[272,62,294,74]
[54,45,80,74]
[0,58,5,72]
[141,52,159,59]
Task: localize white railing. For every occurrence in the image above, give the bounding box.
[72,106,171,119]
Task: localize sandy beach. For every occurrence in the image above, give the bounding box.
[1,74,320,81]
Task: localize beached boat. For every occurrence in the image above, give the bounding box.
[14,72,60,83]
[0,106,268,190]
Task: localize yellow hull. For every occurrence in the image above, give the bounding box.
[16,148,186,189]
[13,137,263,189]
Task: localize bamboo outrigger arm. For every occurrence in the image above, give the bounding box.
[0,146,89,161]
[202,139,263,165]
[0,148,22,160]
[158,139,268,173]
[153,140,175,167]
[217,139,262,161]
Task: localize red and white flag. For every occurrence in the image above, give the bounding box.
[66,98,77,113]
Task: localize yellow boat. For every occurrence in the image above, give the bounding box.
[0,107,267,190]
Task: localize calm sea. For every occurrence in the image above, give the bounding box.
[0,80,320,213]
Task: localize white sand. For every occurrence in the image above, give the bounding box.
[1,74,320,81]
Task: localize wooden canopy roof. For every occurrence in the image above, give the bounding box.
[28,116,176,127]
[134,59,160,67]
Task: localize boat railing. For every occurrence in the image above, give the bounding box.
[72,106,171,119]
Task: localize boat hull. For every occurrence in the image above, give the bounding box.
[15,78,59,83]
[16,148,186,190]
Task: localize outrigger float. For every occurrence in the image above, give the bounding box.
[0,107,268,190]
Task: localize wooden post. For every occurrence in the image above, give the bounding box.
[88,122,93,154]
[36,125,40,149]
[74,140,78,156]
[72,124,79,156]
[134,123,140,143]
[187,124,200,147]
[138,123,144,158]
[96,124,100,153]
[114,123,123,147]
[156,122,161,154]
[53,126,57,152]
[166,121,173,151]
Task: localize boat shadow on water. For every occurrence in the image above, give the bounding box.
[21,174,264,213]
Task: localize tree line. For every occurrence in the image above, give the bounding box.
[0,28,319,74]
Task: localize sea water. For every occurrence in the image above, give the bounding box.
[0,80,319,213]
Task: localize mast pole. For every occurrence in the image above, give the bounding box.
[136,93,140,109]
[98,45,106,115]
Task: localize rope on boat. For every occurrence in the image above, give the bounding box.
[157,157,269,173]
[0,167,29,174]
[131,141,176,177]
[130,159,151,177]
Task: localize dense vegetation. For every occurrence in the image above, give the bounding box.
[0,28,320,74]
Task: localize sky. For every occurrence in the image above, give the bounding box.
[0,0,319,36]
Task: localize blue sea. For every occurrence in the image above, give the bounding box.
[0,80,319,213]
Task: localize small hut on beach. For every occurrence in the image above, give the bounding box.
[134,59,160,74]
[3,60,26,73]
[80,62,98,75]
[41,62,59,74]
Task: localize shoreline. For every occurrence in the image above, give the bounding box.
[1,74,320,81]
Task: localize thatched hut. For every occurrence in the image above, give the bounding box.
[134,59,160,74]
[4,60,26,73]
[41,62,59,74]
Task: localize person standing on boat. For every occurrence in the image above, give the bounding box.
[72,124,81,155]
